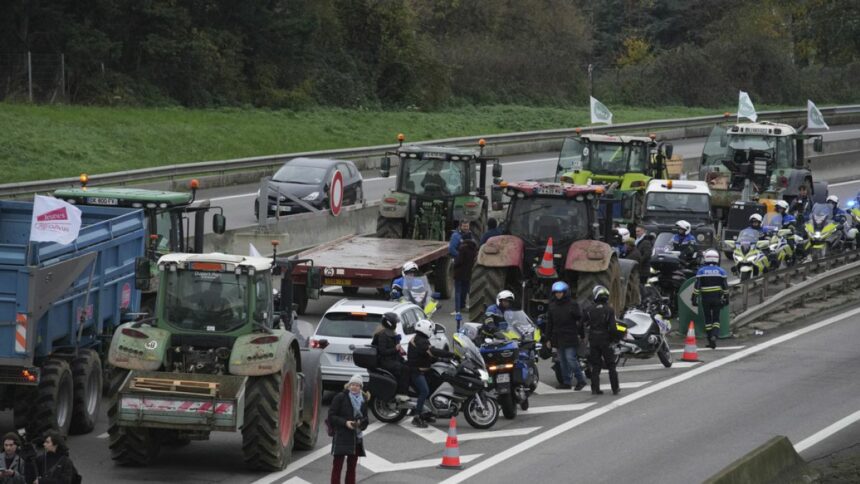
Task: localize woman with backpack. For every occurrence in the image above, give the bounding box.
[328,374,369,484]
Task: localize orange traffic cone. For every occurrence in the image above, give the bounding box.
[438,417,464,470]
[681,321,699,362]
[536,237,557,277]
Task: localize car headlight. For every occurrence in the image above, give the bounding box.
[302,191,320,201]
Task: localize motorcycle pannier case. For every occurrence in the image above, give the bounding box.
[353,347,379,370]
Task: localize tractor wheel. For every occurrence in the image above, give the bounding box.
[31,359,74,438]
[109,369,161,465]
[293,285,308,315]
[242,351,298,471]
[576,257,623,317]
[70,349,103,434]
[433,256,452,300]
[294,350,322,450]
[623,266,641,312]
[376,216,404,239]
[468,265,507,321]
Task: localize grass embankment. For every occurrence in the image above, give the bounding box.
[1,103,764,183]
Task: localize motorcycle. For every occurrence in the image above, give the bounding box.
[804,203,855,259]
[649,232,699,315]
[392,274,440,318]
[724,228,770,281]
[460,310,540,419]
[615,296,673,367]
[354,332,500,429]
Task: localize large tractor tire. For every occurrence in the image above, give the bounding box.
[433,256,453,300]
[376,216,404,239]
[70,349,103,434]
[294,350,322,451]
[618,260,641,311]
[575,257,623,317]
[468,265,507,321]
[292,285,309,315]
[242,351,299,471]
[31,359,75,438]
[108,369,161,465]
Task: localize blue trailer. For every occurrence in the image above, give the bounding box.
[0,200,145,437]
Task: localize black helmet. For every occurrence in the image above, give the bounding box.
[593,285,610,304]
[381,312,399,330]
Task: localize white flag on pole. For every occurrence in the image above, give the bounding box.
[590,96,613,124]
[737,91,757,122]
[29,195,82,245]
[249,242,262,257]
[807,100,830,130]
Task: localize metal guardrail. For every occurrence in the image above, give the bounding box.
[4,104,860,198]
[728,249,860,327]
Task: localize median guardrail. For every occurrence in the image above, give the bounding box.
[3,104,860,198]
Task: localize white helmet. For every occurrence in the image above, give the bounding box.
[617,227,630,239]
[703,249,720,265]
[675,220,691,235]
[749,213,763,224]
[775,200,789,212]
[496,290,515,306]
[827,195,839,205]
[402,261,419,277]
[415,319,434,338]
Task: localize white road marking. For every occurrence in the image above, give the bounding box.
[96,432,109,439]
[251,422,385,484]
[795,409,860,453]
[284,478,311,484]
[399,421,541,443]
[440,306,860,484]
[669,345,745,353]
[616,361,699,372]
[829,179,860,188]
[520,403,596,415]
[533,380,650,396]
[361,450,481,473]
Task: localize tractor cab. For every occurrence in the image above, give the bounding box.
[556,133,673,190]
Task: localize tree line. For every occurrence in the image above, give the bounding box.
[1,0,858,108]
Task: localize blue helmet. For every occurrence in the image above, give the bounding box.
[782,214,797,226]
[551,281,569,294]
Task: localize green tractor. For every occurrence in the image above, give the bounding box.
[107,251,323,470]
[55,176,227,311]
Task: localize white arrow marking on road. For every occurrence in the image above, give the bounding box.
[399,421,542,443]
[361,450,482,473]
[669,345,745,353]
[519,403,596,415]
[616,361,700,372]
[284,478,311,484]
[795,409,860,453]
[533,380,650,396]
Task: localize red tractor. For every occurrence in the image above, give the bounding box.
[468,181,640,321]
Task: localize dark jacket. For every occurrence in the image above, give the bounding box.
[583,302,619,346]
[636,236,653,277]
[33,449,77,484]
[545,296,583,348]
[371,328,403,365]
[407,333,452,371]
[453,239,478,281]
[480,227,502,245]
[623,245,643,267]
[328,390,369,457]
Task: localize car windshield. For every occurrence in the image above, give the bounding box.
[557,137,647,176]
[737,228,760,244]
[163,271,248,332]
[316,312,382,339]
[273,164,329,184]
[506,197,589,246]
[646,192,710,214]
[703,130,779,167]
[400,158,468,197]
[811,203,832,224]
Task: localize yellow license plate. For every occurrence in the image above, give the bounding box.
[325,278,352,286]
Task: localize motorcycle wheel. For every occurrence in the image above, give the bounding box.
[369,396,407,423]
[739,270,752,282]
[463,394,499,430]
[520,396,530,411]
[658,340,673,368]
[499,392,517,420]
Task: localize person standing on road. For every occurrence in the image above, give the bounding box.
[635,225,653,284]
[371,312,410,401]
[33,433,78,484]
[791,184,813,225]
[544,281,587,391]
[0,433,27,484]
[583,286,621,396]
[448,219,472,258]
[329,374,369,484]
[693,250,728,349]
[480,218,502,245]
[453,233,477,314]
[408,320,455,428]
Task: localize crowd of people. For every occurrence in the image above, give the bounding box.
[0,432,79,484]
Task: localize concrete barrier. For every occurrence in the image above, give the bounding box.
[704,436,818,484]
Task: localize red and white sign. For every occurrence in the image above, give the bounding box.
[121,397,234,416]
[330,170,344,217]
[120,283,132,309]
[30,195,82,245]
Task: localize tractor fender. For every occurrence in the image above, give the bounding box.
[619,173,650,191]
[453,195,485,223]
[108,322,170,371]
[378,191,409,219]
[812,181,829,204]
[618,258,639,289]
[230,329,296,376]
[475,235,524,268]
[564,240,613,273]
[298,348,323,424]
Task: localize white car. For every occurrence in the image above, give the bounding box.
[311,299,450,390]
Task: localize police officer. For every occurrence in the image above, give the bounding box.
[826,195,847,224]
[748,213,764,234]
[692,249,728,349]
[483,290,515,335]
[672,220,698,264]
[583,286,620,395]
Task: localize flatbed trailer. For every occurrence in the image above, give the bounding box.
[289,235,450,313]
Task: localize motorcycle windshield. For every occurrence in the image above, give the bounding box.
[737,228,760,245]
[504,310,536,340]
[763,213,783,229]
[453,333,486,370]
[652,232,677,255]
[810,203,832,227]
[402,275,430,307]
[622,310,652,336]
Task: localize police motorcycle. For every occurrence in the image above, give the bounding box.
[615,291,673,368]
[648,232,699,314]
[391,270,440,318]
[760,214,795,269]
[354,332,499,429]
[723,228,770,281]
[805,203,856,259]
[460,310,540,419]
